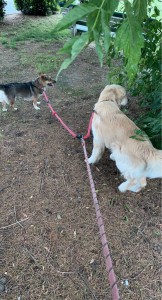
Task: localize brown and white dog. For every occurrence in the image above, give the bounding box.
[0,73,55,111]
[88,84,162,192]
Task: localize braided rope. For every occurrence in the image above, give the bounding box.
[81,138,120,300]
[43,91,120,299]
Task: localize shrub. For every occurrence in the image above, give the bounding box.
[14,0,59,16]
[0,0,6,20]
[130,16,161,149]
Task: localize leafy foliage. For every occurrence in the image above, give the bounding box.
[0,0,6,20]
[54,0,148,80]
[131,16,162,148]
[54,0,161,148]
[14,0,59,16]
[114,1,144,81]
[55,0,120,79]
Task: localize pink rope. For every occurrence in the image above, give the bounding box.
[83,111,94,139]
[81,138,120,300]
[43,91,93,139]
[43,91,77,138]
[43,91,120,299]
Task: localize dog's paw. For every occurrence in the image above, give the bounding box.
[2,108,7,112]
[34,106,40,110]
[110,154,115,161]
[37,101,41,105]
[129,185,143,193]
[118,183,127,192]
[88,157,95,164]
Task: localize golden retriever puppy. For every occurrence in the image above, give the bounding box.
[88,84,162,192]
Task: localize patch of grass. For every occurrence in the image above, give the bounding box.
[20,51,63,73]
[0,15,70,73]
[0,15,70,48]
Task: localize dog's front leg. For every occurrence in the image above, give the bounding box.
[10,99,18,111]
[33,97,40,110]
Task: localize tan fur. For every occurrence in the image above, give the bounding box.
[88,84,162,192]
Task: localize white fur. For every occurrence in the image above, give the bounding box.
[2,107,8,112]
[0,90,10,104]
[33,102,40,110]
[112,146,162,192]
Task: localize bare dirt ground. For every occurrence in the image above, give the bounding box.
[0,14,161,300]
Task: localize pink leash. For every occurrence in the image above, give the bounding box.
[81,138,120,300]
[43,91,93,139]
[43,91,120,299]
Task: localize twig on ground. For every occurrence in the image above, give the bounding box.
[13,202,24,228]
[39,158,48,193]
[47,257,98,299]
[0,211,36,230]
[23,247,38,263]
[57,270,76,275]
[0,217,29,230]
[130,263,151,280]
[77,271,99,300]
[0,185,10,193]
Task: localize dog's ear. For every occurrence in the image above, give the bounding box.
[39,73,46,78]
[40,74,46,81]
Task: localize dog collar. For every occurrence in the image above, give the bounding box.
[32,82,44,92]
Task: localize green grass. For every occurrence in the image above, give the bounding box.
[0,15,70,47]
[20,51,63,73]
[0,14,70,73]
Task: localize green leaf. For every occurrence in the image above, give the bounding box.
[133,0,147,22]
[55,0,120,79]
[87,0,119,32]
[130,129,149,141]
[87,9,102,34]
[101,8,111,53]
[56,32,90,79]
[102,0,120,20]
[60,0,76,9]
[89,0,119,14]
[115,0,144,81]
[93,30,103,66]
[54,3,98,32]
[58,36,79,55]
[154,6,160,16]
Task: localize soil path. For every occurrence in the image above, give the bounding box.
[0,15,161,300]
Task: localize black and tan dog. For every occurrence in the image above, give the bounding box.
[0,73,56,112]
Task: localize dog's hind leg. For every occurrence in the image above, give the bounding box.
[129,177,147,192]
[119,177,147,193]
[2,101,7,112]
[118,178,136,192]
